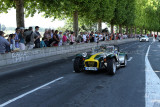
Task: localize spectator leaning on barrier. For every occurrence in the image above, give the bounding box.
[77,32,83,43]
[70,32,75,45]
[34,26,41,48]
[43,29,50,47]
[9,34,16,52]
[19,27,25,50]
[53,30,60,46]
[24,27,37,50]
[90,31,94,43]
[62,33,67,45]
[58,31,63,46]
[0,31,10,54]
[83,32,87,43]
[15,28,20,48]
[40,37,47,48]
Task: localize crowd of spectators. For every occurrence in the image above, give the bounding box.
[0,26,129,54]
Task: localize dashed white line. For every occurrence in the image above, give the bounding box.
[0,77,64,107]
[127,57,133,62]
[145,45,160,107]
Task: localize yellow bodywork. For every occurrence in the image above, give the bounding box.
[84,52,103,68]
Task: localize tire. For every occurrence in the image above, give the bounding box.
[122,56,127,67]
[74,57,84,73]
[107,58,117,75]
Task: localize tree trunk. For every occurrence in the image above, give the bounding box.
[145,29,147,34]
[116,25,118,33]
[98,19,102,33]
[140,29,143,35]
[111,23,114,34]
[15,0,25,27]
[73,11,79,37]
[130,27,132,37]
[126,26,128,35]
[157,31,158,36]
[150,31,152,36]
[135,27,137,37]
[119,24,122,35]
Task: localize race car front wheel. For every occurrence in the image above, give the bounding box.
[74,57,84,73]
[107,58,116,75]
[121,56,127,67]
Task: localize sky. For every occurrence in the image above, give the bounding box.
[0,8,107,29]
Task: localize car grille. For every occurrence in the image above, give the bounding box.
[85,61,97,67]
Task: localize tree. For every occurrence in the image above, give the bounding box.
[0,0,38,27]
[134,0,147,34]
[88,0,116,33]
[111,0,127,35]
[31,0,100,36]
[123,0,136,36]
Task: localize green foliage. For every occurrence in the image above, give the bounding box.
[123,0,136,27]
[1,0,160,32]
[111,0,128,25]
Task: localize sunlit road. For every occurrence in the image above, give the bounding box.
[0,38,160,107]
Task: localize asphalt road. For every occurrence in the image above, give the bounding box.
[0,39,159,107]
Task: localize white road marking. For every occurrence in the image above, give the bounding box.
[145,45,160,107]
[0,77,64,107]
[127,57,133,62]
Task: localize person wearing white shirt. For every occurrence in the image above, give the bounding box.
[99,33,103,41]
[58,31,63,46]
[83,33,87,43]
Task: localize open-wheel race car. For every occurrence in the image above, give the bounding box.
[73,45,128,75]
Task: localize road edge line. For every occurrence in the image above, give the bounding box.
[145,45,160,107]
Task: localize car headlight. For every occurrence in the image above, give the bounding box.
[82,52,87,57]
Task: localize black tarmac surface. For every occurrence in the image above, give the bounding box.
[0,39,159,107]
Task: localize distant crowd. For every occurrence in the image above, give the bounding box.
[0,26,130,54]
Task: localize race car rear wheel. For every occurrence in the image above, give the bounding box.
[107,58,116,75]
[74,57,84,73]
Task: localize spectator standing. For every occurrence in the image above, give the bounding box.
[66,32,70,44]
[83,32,87,43]
[24,27,37,50]
[34,26,41,48]
[94,32,98,42]
[86,32,90,43]
[51,30,54,38]
[77,32,83,43]
[43,29,50,47]
[0,31,10,54]
[63,33,67,45]
[90,31,94,43]
[70,32,75,45]
[15,28,20,48]
[48,29,53,39]
[58,31,63,46]
[19,27,25,50]
[99,33,103,41]
[53,30,60,46]
[10,34,16,52]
